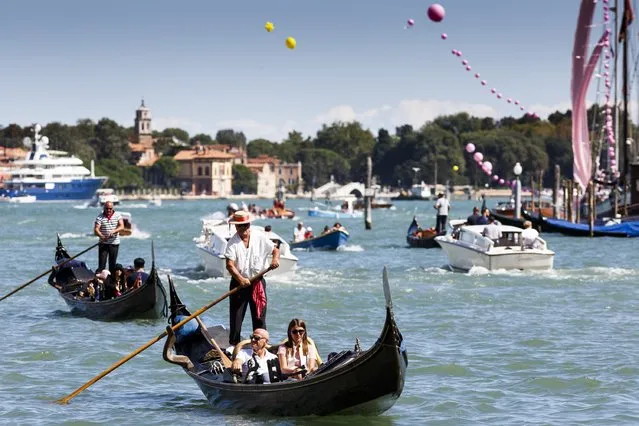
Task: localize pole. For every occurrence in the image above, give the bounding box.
[588,181,594,237]
[514,176,521,219]
[364,156,372,230]
[553,165,560,218]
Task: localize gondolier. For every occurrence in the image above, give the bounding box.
[93,201,125,274]
[225,210,280,345]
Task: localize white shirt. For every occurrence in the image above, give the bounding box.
[435,198,450,216]
[234,348,279,383]
[521,227,540,247]
[483,223,502,240]
[293,226,305,242]
[224,230,275,278]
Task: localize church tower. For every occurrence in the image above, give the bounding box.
[134,99,153,145]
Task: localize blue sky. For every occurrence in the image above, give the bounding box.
[0,1,621,141]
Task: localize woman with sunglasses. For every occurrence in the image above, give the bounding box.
[277,319,319,379]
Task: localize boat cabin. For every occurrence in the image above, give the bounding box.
[456,224,536,251]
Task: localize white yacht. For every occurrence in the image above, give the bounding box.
[194,218,298,278]
[89,188,120,207]
[435,224,554,271]
[0,124,106,201]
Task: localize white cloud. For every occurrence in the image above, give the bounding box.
[215,119,299,141]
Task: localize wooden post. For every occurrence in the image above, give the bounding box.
[553,165,560,218]
[537,170,543,212]
[364,156,372,230]
[623,182,629,217]
[614,185,619,217]
[567,180,573,222]
[588,181,595,238]
[530,176,535,212]
[575,182,581,224]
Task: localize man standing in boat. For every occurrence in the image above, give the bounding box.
[225,210,280,345]
[93,201,125,274]
[433,192,450,233]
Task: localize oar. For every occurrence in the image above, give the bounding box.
[0,242,100,303]
[55,266,274,405]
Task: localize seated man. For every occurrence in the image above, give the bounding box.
[126,258,149,288]
[466,207,481,225]
[521,220,540,249]
[482,217,502,245]
[230,328,280,384]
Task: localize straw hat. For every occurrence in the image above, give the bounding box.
[229,210,253,225]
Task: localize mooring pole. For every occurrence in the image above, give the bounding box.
[364,156,372,230]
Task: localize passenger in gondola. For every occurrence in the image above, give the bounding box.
[321,225,330,235]
[127,258,149,289]
[293,222,305,242]
[332,222,345,232]
[86,282,96,301]
[112,263,127,295]
[478,208,490,225]
[230,328,280,384]
[277,319,319,380]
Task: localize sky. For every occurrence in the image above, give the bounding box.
[0,0,629,142]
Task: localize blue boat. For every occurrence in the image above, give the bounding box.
[290,229,350,250]
[541,216,639,237]
[308,206,362,219]
[0,124,107,201]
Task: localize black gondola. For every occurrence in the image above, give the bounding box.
[49,236,168,321]
[162,267,408,416]
[406,216,442,248]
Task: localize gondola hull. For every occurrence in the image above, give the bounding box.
[58,274,167,321]
[164,269,407,416]
[406,217,442,248]
[290,230,349,250]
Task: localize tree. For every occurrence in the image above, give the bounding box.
[298,148,350,188]
[247,138,277,158]
[190,133,214,145]
[90,118,130,162]
[216,129,247,149]
[150,156,179,187]
[94,159,145,189]
[232,164,257,194]
[313,122,375,168]
[161,128,190,144]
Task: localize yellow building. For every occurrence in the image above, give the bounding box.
[173,145,235,196]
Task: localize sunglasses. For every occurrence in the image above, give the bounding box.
[291,329,305,335]
[250,334,265,341]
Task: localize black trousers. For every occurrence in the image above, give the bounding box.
[229,278,267,345]
[436,215,448,233]
[98,243,119,274]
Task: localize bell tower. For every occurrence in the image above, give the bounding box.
[134,98,153,144]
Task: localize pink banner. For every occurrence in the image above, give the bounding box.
[571,0,598,192]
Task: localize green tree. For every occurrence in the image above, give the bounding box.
[161,128,190,144]
[247,138,277,158]
[190,133,215,145]
[150,156,179,187]
[94,159,145,189]
[90,118,130,162]
[216,129,247,149]
[232,164,257,194]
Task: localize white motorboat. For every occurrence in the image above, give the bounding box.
[194,218,298,278]
[435,224,554,271]
[89,188,120,207]
[0,194,37,203]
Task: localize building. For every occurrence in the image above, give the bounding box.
[173,145,235,196]
[275,161,303,194]
[128,100,159,167]
[245,155,303,197]
[0,147,27,189]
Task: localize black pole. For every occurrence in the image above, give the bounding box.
[622,4,629,184]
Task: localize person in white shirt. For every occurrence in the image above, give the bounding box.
[231,328,279,384]
[225,211,280,345]
[433,193,451,233]
[482,217,502,244]
[293,222,305,242]
[521,220,540,249]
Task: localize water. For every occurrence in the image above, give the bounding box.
[1,198,638,425]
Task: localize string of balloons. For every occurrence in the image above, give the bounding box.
[264,21,296,50]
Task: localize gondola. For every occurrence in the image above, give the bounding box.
[48,236,168,321]
[162,268,408,416]
[406,216,443,248]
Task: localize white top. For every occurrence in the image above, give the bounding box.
[521,227,540,247]
[234,349,279,383]
[224,231,275,278]
[293,226,305,242]
[482,223,502,240]
[435,197,450,215]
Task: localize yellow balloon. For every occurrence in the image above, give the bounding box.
[453,165,459,171]
[265,22,274,32]
[285,37,296,49]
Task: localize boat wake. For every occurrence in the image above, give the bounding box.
[72,203,90,209]
[337,244,364,252]
[128,228,151,239]
[58,232,88,239]
[120,203,148,209]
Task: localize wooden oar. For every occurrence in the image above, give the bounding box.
[55,266,274,405]
[0,242,100,303]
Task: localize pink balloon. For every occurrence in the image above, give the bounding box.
[473,152,483,162]
[490,88,496,93]
[441,33,447,40]
[611,159,617,166]
[456,51,462,57]
[407,19,415,26]
[465,143,476,153]
[462,59,468,66]
[492,175,499,181]
[483,161,492,170]
[520,106,524,110]
[474,73,480,78]
[451,49,458,55]
[427,3,446,22]
[514,100,520,105]
[499,178,505,185]
[497,93,502,99]
[507,98,512,103]
[466,65,472,71]
[481,80,487,86]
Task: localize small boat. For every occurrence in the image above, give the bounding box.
[406,217,443,248]
[119,212,134,237]
[194,218,298,278]
[290,229,349,250]
[161,267,407,416]
[0,193,37,203]
[48,236,168,320]
[435,224,554,271]
[354,198,394,210]
[536,216,639,237]
[88,188,120,207]
[392,182,434,201]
